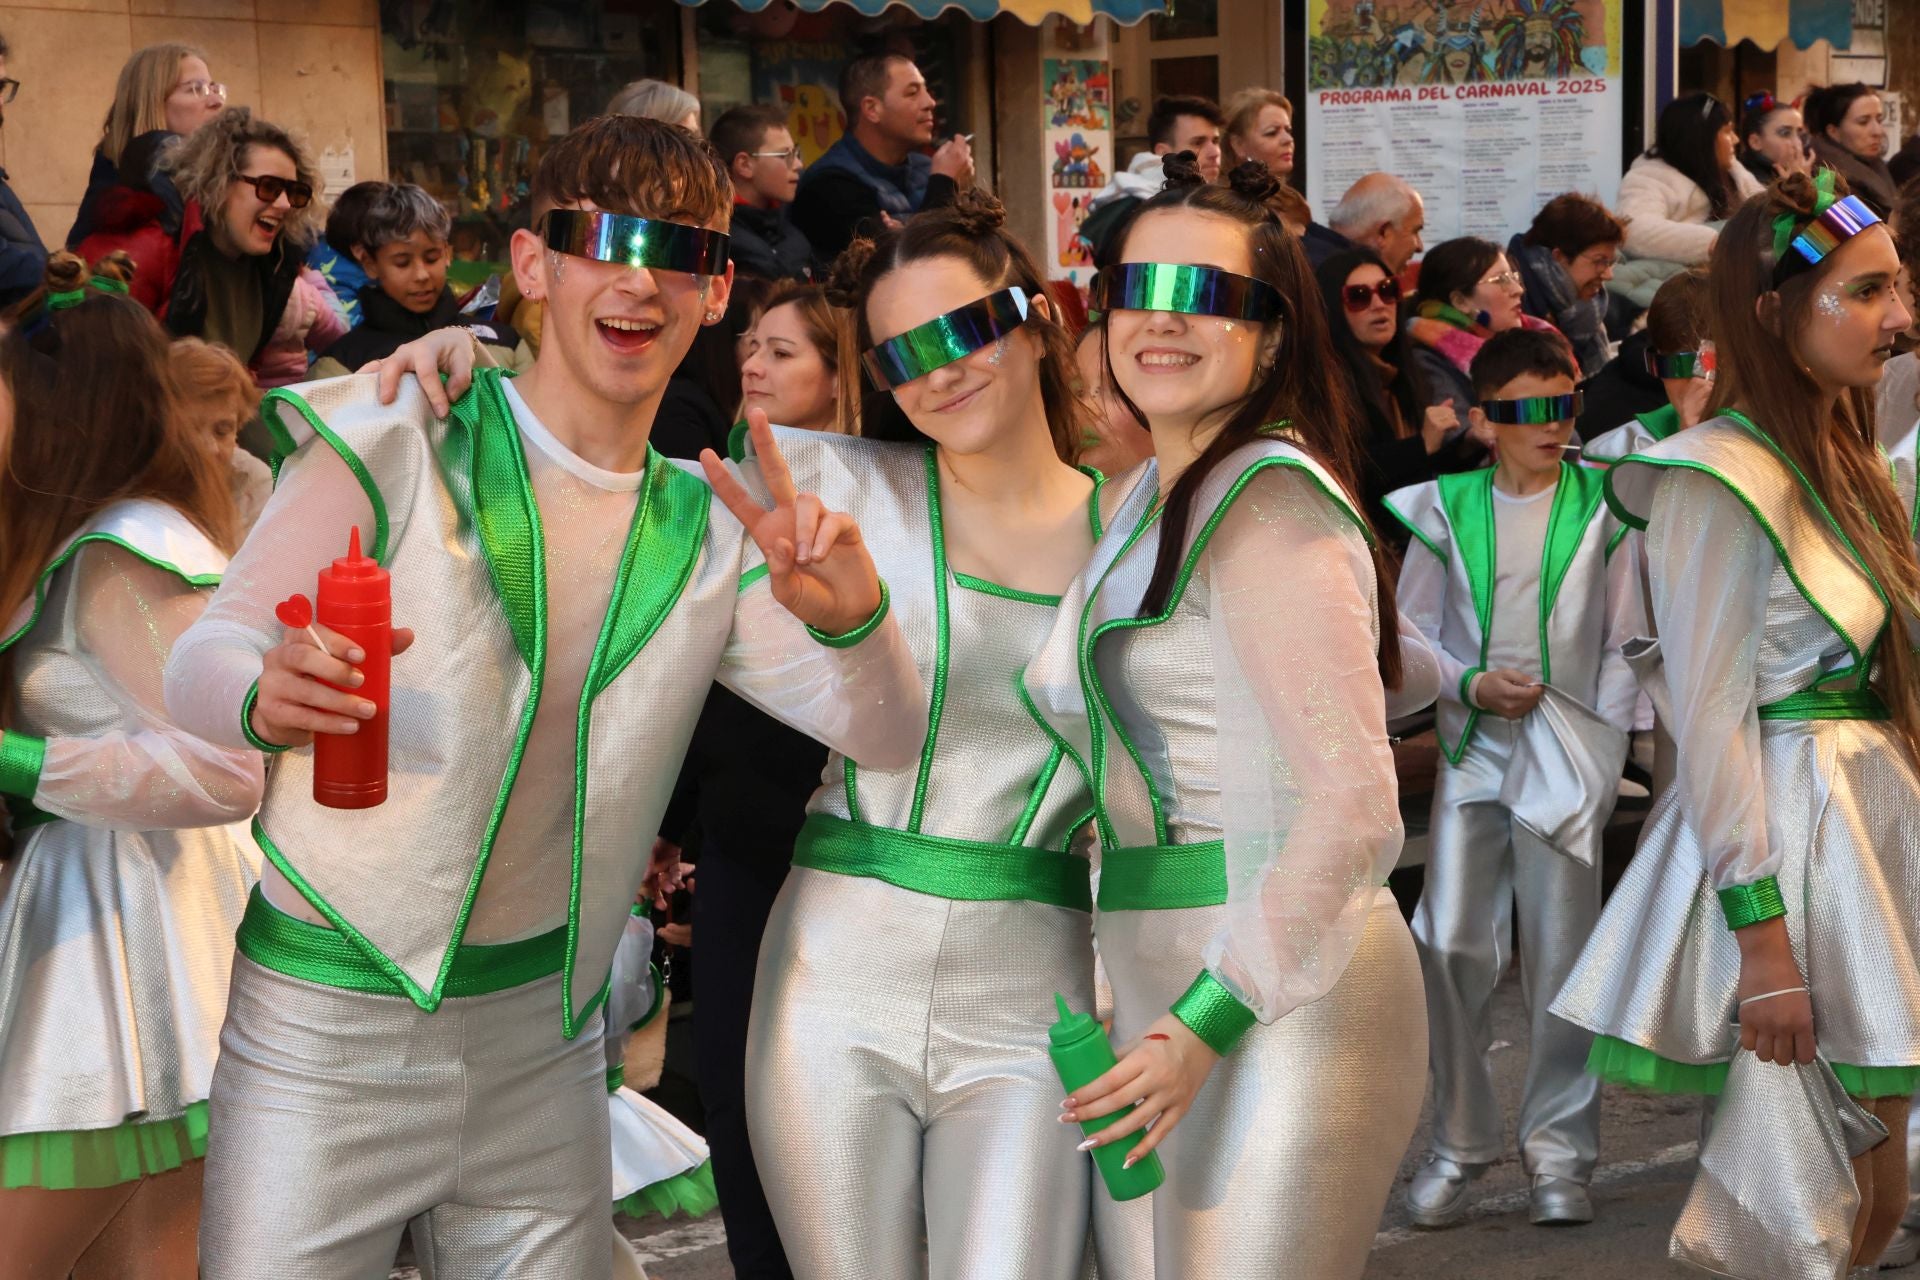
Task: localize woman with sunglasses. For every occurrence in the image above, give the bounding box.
[1407,236,1567,415]
[159,106,345,388]
[1315,247,1487,539]
[1027,155,1429,1279]
[1738,91,1812,186]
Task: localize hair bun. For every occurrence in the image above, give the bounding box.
[947,188,1007,237]
[1226,160,1281,205]
[1768,168,1849,223]
[824,237,878,310]
[43,251,88,294]
[1159,151,1205,191]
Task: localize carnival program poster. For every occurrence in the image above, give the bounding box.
[1304,0,1622,244]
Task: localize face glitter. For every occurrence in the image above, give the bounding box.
[1813,288,1848,323]
[862,287,1031,388]
[985,334,1009,367]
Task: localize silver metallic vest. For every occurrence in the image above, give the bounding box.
[258,371,750,1037]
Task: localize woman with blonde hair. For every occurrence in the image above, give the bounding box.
[608,78,700,130]
[737,280,858,435]
[0,251,260,1280]
[1223,88,1295,178]
[67,43,224,249]
[160,106,345,386]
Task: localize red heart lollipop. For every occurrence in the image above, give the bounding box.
[275,594,314,629]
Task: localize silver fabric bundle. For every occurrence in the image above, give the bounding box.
[1670,1052,1886,1280]
[1499,684,1630,867]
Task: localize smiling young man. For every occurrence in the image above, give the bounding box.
[1384,327,1642,1233]
[165,115,925,1280]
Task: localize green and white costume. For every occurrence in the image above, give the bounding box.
[0,500,262,1191]
[1385,463,1641,1185]
[1553,412,1920,1100]
[164,370,923,1280]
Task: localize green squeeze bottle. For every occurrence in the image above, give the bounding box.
[1048,993,1165,1201]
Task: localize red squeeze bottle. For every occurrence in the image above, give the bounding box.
[313,527,390,809]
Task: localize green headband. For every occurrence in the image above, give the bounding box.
[1478,391,1582,424]
[861,287,1031,388]
[544,209,730,276]
[1770,170,1881,285]
[46,274,131,311]
[1092,262,1282,322]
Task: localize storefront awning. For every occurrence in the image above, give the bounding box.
[1680,0,1852,51]
[677,0,1164,26]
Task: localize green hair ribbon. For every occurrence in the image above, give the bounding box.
[1769,169,1880,284]
[46,274,132,311]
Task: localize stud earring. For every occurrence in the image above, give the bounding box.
[705,310,723,323]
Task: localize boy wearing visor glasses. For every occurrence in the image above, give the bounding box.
[1385,328,1643,1231]
[167,115,925,1279]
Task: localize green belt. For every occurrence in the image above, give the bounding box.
[1757,688,1890,722]
[236,887,565,998]
[793,813,1091,912]
[1098,841,1227,912]
[4,795,56,832]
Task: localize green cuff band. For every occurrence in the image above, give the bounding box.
[241,681,290,754]
[1171,969,1258,1056]
[806,579,890,649]
[1718,876,1787,930]
[1459,667,1486,711]
[0,730,47,799]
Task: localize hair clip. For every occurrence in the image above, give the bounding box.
[1742,90,1776,116]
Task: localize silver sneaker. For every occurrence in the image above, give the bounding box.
[1407,1155,1482,1228]
[1880,1223,1920,1269]
[1528,1175,1594,1226]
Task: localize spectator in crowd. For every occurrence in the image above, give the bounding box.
[1071,320,1153,476]
[1612,92,1762,309]
[1738,90,1812,186]
[1223,88,1294,179]
[161,106,343,388]
[1316,247,1486,536]
[309,182,525,380]
[1079,94,1223,262]
[0,34,43,309]
[1892,130,1920,190]
[67,43,221,248]
[1407,235,1556,411]
[169,336,273,536]
[1507,193,1625,377]
[307,180,381,326]
[711,104,813,282]
[1804,82,1896,217]
[789,53,972,264]
[1325,172,1427,274]
[651,275,774,461]
[608,78,700,131]
[736,280,853,433]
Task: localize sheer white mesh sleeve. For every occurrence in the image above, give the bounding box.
[1200,466,1403,1023]
[36,544,264,828]
[165,444,377,749]
[1645,468,1772,889]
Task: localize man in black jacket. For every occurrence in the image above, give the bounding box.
[0,34,45,308]
[710,104,812,282]
[789,52,971,266]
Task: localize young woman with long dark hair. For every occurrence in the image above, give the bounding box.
[1615,93,1765,306]
[0,251,259,1279]
[1554,170,1920,1272]
[1026,155,1431,1278]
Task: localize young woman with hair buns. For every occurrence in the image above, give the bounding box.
[1552,169,1920,1271]
[0,251,260,1279]
[1023,154,1432,1279]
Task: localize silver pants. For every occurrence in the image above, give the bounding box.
[200,956,611,1280]
[746,868,1095,1280]
[1414,721,1603,1181]
[1094,891,1427,1280]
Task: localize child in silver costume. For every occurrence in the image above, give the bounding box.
[1552,171,1920,1272]
[1027,157,1434,1279]
[1387,330,1642,1229]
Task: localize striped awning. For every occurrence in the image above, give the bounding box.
[678,0,1164,24]
[1680,0,1853,51]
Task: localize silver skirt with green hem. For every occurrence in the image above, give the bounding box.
[0,1099,208,1190]
[1552,716,1920,1093]
[1586,1037,1920,1100]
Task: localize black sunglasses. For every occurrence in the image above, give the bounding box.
[1342,277,1401,312]
[236,173,314,209]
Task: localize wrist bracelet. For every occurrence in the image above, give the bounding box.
[241,681,291,755]
[1718,876,1786,930]
[806,579,890,649]
[1737,986,1807,1009]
